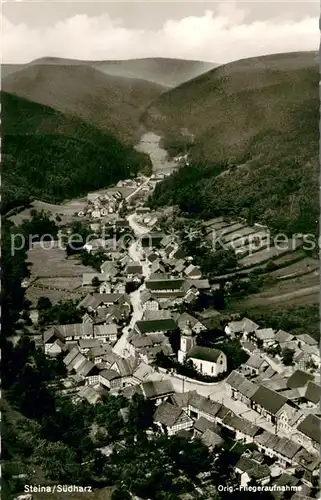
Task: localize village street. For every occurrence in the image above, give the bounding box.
[112,214,151,358]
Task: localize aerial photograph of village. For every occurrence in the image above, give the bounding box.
[1,2,320,500]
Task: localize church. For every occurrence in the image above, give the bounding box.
[178,321,227,377]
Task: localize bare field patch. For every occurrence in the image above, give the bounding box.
[27,245,93,278]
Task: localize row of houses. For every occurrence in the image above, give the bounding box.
[225,316,320,373]
[225,370,321,454]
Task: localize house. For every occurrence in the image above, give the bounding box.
[78,338,101,354]
[275,404,304,435]
[294,414,321,452]
[175,312,207,334]
[186,346,227,377]
[43,328,64,355]
[126,262,143,278]
[225,370,258,406]
[98,369,121,390]
[100,261,119,278]
[141,379,174,405]
[189,279,210,291]
[252,328,275,347]
[296,334,318,347]
[109,357,137,387]
[143,310,172,320]
[200,429,224,451]
[140,290,160,311]
[145,278,186,294]
[243,355,269,376]
[235,456,270,488]
[153,402,193,436]
[225,317,259,338]
[144,249,159,263]
[184,264,202,280]
[250,385,289,424]
[193,416,219,437]
[303,381,321,406]
[150,260,166,275]
[139,232,166,249]
[292,447,321,487]
[286,370,314,390]
[99,281,112,294]
[53,323,94,342]
[94,323,118,343]
[88,344,112,364]
[78,293,125,311]
[134,318,177,335]
[275,330,294,346]
[254,430,302,467]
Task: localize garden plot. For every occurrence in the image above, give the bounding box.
[238,239,301,267]
[202,216,225,228]
[268,257,319,279]
[222,226,258,244]
[216,222,245,237]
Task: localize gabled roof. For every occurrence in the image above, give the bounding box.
[135,318,177,334]
[78,293,124,310]
[227,317,260,334]
[286,370,314,389]
[94,323,118,336]
[63,346,80,366]
[201,429,224,449]
[185,264,201,277]
[296,334,318,346]
[275,330,294,344]
[141,379,174,399]
[153,402,190,427]
[255,328,275,340]
[236,456,270,480]
[78,338,101,349]
[304,381,321,404]
[297,414,321,444]
[54,323,93,338]
[245,354,267,370]
[146,278,186,291]
[251,385,288,415]
[99,369,120,381]
[187,346,223,363]
[188,279,210,290]
[143,310,172,321]
[176,312,200,329]
[194,416,218,434]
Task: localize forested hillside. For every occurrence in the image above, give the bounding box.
[2,92,150,213]
[147,52,319,235]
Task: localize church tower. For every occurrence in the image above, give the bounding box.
[178,321,196,363]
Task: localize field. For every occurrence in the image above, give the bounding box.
[231,271,319,311]
[25,244,91,306]
[8,198,87,226]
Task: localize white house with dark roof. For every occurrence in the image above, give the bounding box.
[186,346,227,377]
[94,323,118,343]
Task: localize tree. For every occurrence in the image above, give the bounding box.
[91,277,100,289]
[111,488,131,500]
[37,296,52,311]
[282,347,294,366]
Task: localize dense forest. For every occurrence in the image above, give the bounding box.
[149,100,318,236]
[2,92,151,213]
[147,54,319,236]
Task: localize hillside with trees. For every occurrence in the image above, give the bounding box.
[2,92,151,213]
[146,51,319,235]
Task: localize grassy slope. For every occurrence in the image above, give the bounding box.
[2,63,166,144]
[147,51,319,234]
[2,56,218,88]
[2,92,150,213]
